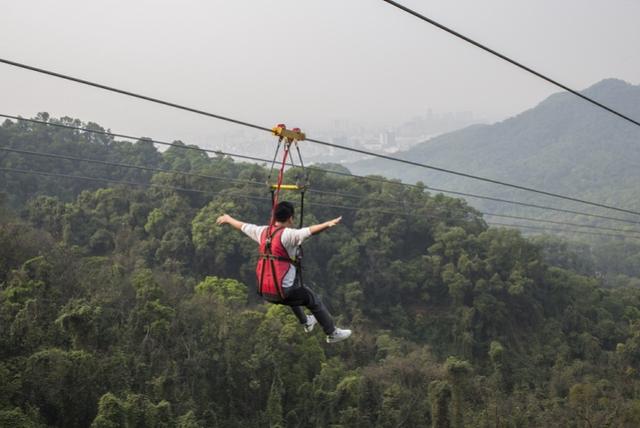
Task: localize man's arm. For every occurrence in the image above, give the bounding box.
[308,216,342,235]
[216,214,245,231]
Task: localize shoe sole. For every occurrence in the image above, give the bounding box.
[326,331,352,343]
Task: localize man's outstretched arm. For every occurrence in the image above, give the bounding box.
[308,216,342,235]
[216,214,245,231]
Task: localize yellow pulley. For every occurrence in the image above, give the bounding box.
[272,123,306,143]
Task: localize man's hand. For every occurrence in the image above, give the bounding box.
[310,216,342,235]
[216,214,230,226]
[216,214,245,231]
[326,216,342,228]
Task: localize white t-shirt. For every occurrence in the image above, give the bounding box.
[241,224,312,288]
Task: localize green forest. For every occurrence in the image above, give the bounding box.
[2,114,640,427]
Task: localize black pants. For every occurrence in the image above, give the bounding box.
[274,285,336,335]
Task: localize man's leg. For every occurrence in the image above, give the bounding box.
[290,306,308,324]
[283,286,335,335]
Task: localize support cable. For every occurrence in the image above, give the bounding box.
[486,222,637,239]
[1,60,639,216]
[2,166,637,240]
[3,113,640,226]
[0,167,430,217]
[379,0,640,129]
[0,146,263,188]
[2,149,640,236]
[483,213,640,236]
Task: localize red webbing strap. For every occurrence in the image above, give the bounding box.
[268,143,292,234]
[263,136,297,299]
[269,255,284,299]
[258,252,267,296]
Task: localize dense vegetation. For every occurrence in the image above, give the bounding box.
[2,115,640,427]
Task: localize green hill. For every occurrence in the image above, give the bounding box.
[3,114,640,426]
[351,79,640,214]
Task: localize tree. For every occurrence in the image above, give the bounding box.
[23,349,99,427]
[429,381,451,428]
[445,357,472,428]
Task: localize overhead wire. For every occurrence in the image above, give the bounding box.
[0,166,209,195]
[409,184,640,226]
[0,145,401,206]
[486,222,638,239]
[482,213,640,236]
[2,59,640,217]
[2,166,637,241]
[0,146,263,188]
[0,167,445,218]
[306,167,640,226]
[0,113,286,164]
[3,113,640,227]
[303,135,640,217]
[0,113,401,202]
[0,59,270,134]
[379,0,640,130]
[3,145,640,237]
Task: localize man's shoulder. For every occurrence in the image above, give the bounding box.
[281,227,311,239]
[282,226,302,234]
[243,223,268,230]
[241,223,268,238]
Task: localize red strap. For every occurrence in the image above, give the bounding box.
[268,143,291,234]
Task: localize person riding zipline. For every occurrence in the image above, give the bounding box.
[216,201,352,343]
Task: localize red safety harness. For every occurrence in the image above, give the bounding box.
[256,124,306,302]
[256,226,298,300]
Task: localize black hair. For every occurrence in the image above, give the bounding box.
[274,201,295,222]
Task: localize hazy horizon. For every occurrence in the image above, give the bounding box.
[2,0,639,157]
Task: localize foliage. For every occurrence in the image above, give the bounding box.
[2,114,640,426]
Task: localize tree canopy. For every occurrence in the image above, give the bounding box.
[2,115,640,426]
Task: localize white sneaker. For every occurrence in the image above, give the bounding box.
[326,328,352,343]
[304,315,317,333]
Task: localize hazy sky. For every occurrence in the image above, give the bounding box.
[2,0,639,151]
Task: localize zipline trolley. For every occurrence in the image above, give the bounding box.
[257,124,309,301]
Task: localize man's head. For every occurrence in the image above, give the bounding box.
[274,201,295,224]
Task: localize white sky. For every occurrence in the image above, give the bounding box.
[1,0,639,150]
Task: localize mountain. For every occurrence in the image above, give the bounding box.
[349,79,640,217]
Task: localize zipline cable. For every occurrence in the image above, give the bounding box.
[379,0,640,130]
[0,166,209,195]
[0,146,264,188]
[2,60,640,217]
[2,166,637,241]
[0,59,271,134]
[0,145,414,207]
[3,113,640,227]
[3,148,640,237]
[0,166,448,219]
[482,213,640,236]
[486,221,638,239]
[303,135,640,217]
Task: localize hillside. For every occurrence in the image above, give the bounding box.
[350,79,640,214]
[3,115,640,426]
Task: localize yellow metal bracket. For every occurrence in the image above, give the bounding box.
[270,184,305,191]
[268,123,308,194]
[272,123,305,143]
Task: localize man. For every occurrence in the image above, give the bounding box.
[216,201,352,343]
